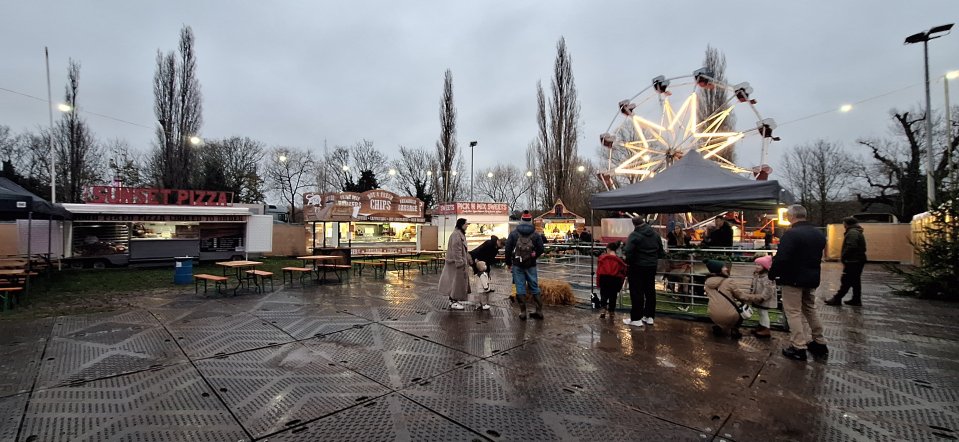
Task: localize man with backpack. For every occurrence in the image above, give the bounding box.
[505,211,546,320]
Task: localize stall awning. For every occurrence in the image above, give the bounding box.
[61,203,252,222]
[0,177,72,220]
[589,151,792,213]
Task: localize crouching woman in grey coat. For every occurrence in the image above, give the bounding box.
[438,218,473,310]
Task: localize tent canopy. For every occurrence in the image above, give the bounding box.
[590,151,791,214]
[0,177,72,220]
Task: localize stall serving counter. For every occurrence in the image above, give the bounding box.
[303,189,426,256]
[61,186,273,267]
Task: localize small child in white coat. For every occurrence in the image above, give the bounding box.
[751,255,777,338]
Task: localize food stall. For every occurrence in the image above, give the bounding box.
[303,190,426,256]
[60,186,274,267]
[432,202,510,249]
[535,199,585,241]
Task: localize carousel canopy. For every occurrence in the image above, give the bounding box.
[589,151,791,214]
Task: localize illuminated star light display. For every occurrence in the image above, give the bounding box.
[601,70,778,188]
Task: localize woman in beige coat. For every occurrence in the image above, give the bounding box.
[438,218,473,310]
[704,260,764,339]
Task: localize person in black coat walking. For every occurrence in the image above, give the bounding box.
[825,217,867,307]
[703,217,733,248]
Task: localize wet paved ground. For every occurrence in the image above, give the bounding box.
[1,262,957,441]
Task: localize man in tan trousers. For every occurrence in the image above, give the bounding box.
[768,205,828,361]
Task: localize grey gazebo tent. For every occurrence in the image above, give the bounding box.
[0,177,72,220]
[590,151,791,213]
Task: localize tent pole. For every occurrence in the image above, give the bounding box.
[590,209,595,303]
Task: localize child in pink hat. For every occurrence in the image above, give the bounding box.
[751,254,777,338]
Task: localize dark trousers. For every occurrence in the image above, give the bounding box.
[835,261,865,301]
[598,275,624,312]
[627,266,657,321]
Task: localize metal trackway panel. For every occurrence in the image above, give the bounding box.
[147,298,246,324]
[487,333,766,433]
[253,306,372,340]
[163,312,294,359]
[266,393,484,442]
[36,324,186,389]
[0,317,53,346]
[0,342,44,397]
[193,342,391,439]
[400,360,706,441]
[51,310,160,336]
[0,393,28,442]
[727,354,959,442]
[19,364,248,442]
[304,323,477,390]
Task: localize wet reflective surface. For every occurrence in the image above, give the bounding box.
[0,262,956,441]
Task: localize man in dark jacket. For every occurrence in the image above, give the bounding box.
[769,205,828,361]
[622,216,665,327]
[505,212,546,320]
[825,217,867,307]
[703,217,734,248]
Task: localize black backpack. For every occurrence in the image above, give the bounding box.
[513,233,536,268]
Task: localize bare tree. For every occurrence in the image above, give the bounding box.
[535,37,581,210]
[857,108,958,222]
[474,164,532,210]
[201,136,266,203]
[781,140,857,225]
[316,145,352,192]
[54,59,103,202]
[524,142,539,210]
[104,139,145,188]
[350,139,390,188]
[434,69,464,202]
[393,146,436,210]
[152,25,202,189]
[264,147,314,222]
[698,45,736,164]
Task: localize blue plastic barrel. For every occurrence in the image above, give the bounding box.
[174,257,194,284]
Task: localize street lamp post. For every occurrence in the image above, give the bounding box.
[45,47,56,204]
[469,141,477,201]
[946,70,958,192]
[905,23,954,209]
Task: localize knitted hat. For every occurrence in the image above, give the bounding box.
[521,211,532,221]
[754,255,772,271]
[704,259,725,275]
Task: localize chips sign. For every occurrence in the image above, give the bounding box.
[84,186,233,206]
[303,189,425,222]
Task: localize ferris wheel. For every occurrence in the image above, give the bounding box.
[599,68,779,189]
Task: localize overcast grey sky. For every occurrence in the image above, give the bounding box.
[2,1,958,179]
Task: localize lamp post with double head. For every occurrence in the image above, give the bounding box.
[469,141,478,201]
[904,23,954,209]
[946,70,959,192]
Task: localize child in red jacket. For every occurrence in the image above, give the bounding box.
[596,242,628,319]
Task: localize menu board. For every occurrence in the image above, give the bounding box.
[200,225,245,252]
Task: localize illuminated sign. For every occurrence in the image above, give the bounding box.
[84,186,233,206]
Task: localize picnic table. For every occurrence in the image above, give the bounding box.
[296,255,349,282]
[214,260,264,295]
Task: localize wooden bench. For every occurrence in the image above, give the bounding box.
[282,267,314,285]
[194,274,229,295]
[0,287,23,312]
[316,264,351,282]
[429,257,446,272]
[352,261,385,277]
[393,259,420,277]
[405,258,433,274]
[245,270,275,292]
